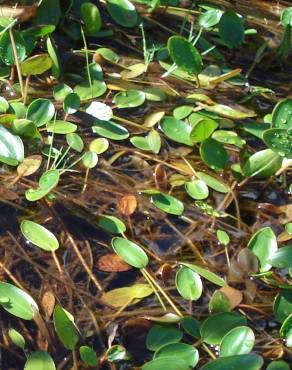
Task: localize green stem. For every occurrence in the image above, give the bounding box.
[141,269,167,311]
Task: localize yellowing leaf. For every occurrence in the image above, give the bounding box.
[101,284,153,307]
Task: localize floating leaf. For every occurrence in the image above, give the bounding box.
[267,361,290,370]
[199,9,223,28]
[26,99,55,127]
[185,179,209,200]
[98,215,126,234]
[151,193,184,215]
[24,351,56,370]
[268,245,292,269]
[79,346,98,366]
[114,90,145,108]
[21,220,59,252]
[66,133,84,152]
[274,290,292,323]
[74,80,107,100]
[106,0,138,28]
[175,266,203,300]
[111,237,149,268]
[200,312,247,344]
[154,343,199,368]
[0,125,24,166]
[181,316,201,339]
[248,227,278,272]
[190,118,218,143]
[173,105,193,120]
[0,30,26,66]
[81,2,102,36]
[196,172,229,193]
[209,290,231,313]
[146,324,183,351]
[216,230,230,246]
[63,93,80,115]
[220,326,255,356]
[106,345,128,362]
[242,149,282,178]
[47,120,77,134]
[25,169,60,202]
[271,98,292,130]
[53,83,73,102]
[263,128,292,158]
[142,357,189,370]
[200,354,263,370]
[53,305,79,350]
[21,54,52,76]
[102,284,153,307]
[212,130,246,148]
[168,36,203,76]
[161,117,193,146]
[182,263,227,287]
[0,282,38,320]
[8,328,25,350]
[86,101,113,121]
[200,138,228,171]
[82,151,98,168]
[92,119,129,140]
[219,11,244,49]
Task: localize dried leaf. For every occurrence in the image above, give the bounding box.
[17,155,42,177]
[118,194,138,216]
[97,253,132,272]
[219,286,243,309]
[41,291,55,318]
[101,284,153,307]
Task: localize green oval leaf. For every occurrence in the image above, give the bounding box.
[81,2,102,36]
[66,133,84,152]
[190,118,218,143]
[146,324,183,351]
[273,290,292,323]
[168,36,203,76]
[219,11,244,49]
[200,138,229,171]
[74,80,107,101]
[242,149,282,178]
[0,30,26,66]
[161,117,193,146]
[196,172,230,193]
[92,119,129,140]
[142,357,189,370]
[106,0,138,28]
[0,282,38,320]
[21,54,52,76]
[267,360,290,370]
[185,179,209,200]
[8,328,26,350]
[82,151,98,168]
[114,90,145,108]
[47,120,77,134]
[27,99,55,127]
[200,354,263,370]
[53,305,79,350]
[0,125,24,165]
[21,220,59,252]
[154,343,199,368]
[175,266,203,300]
[24,351,56,370]
[25,169,60,202]
[98,215,126,234]
[199,9,223,28]
[80,346,98,366]
[272,98,292,129]
[111,237,149,268]
[263,128,292,158]
[181,263,227,287]
[220,326,255,356]
[151,193,184,215]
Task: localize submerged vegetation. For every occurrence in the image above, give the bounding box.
[0,0,291,369]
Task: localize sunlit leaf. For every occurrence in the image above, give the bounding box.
[21,220,59,252]
[111,237,149,268]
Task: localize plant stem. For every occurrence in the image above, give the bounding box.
[9,28,24,101]
[141,269,167,311]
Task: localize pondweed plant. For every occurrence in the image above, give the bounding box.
[0,0,291,369]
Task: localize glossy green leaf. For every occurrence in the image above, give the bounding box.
[196,172,230,193]
[86,101,113,121]
[220,326,255,356]
[200,312,247,344]
[74,80,107,100]
[212,130,246,148]
[248,227,278,272]
[281,7,292,27]
[151,193,184,215]
[89,138,109,154]
[21,220,59,252]
[200,138,229,171]
[46,37,61,79]
[176,266,203,300]
[96,47,119,63]
[242,149,282,178]
[47,120,77,134]
[25,169,60,202]
[80,346,98,366]
[92,119,129,140]
[8,328,25,350]
[24,351,56,370]
[0,30,26,66]
[114,90,145,108]
[63,93,80,115]
[168,36,203,76]
[182,263,227,287]
[209,290,231,313]
[106,345,128,362]
[111,237,149,268]
[185,179,209,200]
[161,117,193,146]
[66,133,84,152]
[199,9,223,28]
[173,105,193,120]
[0,125,24,165]
[0,282,38,320]
[34,0,61,26]
[53,305,79,350]
[216,230,230,246]
[21,54,52,76]
[82,151,98,168]
[181,316,201,339]
[81,2,102,36]
[219,11,244,49]
[26,99,55,127]
[142,357,189,370]
[267,360,290,370]
[53,83,73,101]
[200,354,263,370]
[98,215,126,234]
[279,313,292,346]
[263,128,292,158]
[102,284,153,307]
[190,118,218,143]
[154,343,199,368]
[274,290,292,323]
[106,0,138,28]
[146,324,183,351]
[268,245,292,269]
[271,98,292,129]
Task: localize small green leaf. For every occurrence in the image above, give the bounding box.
[263,128,292,158]
[92,120,129,140]
[242,149,282,178]
[0,96,9,113]
[24,351,56,370]
[200,138,228,171]
[74,80,107,100]
[47,120,77,134]
[181,316,201,339]
[106,0,138,28]
[106,345,128,362]
[182,263,227,287]
[21,220,59,252]
[8,328,25,350]
[80,346,98,367]
[151,193,184,215]
[154,343,199,368]
[26,99,55,127]
[63,93,80,115]
[274,290,292,323]
[0,125,24,166]
[269,245,292,269]
[271,98,292,129]
[196,172,230,193]
[161,117,193,146]
[0,30,26,66]
[89,138,109,154]
[175,266,203,300]
[53,83,73,101]
[199,9,223,28]
[185,179,209,200]
[21,54,52,76]
[111,237,149,268]
[216,230,230,246]
[142,358,189,370]
[267,360,290,370]
[200,354,263,370]
[53,305,79,351]
[82,151,98,168]
[66,133,84,152]
[81,2,102,36]
[25,169,60,202]
[146,324,183,351]
[219,11,244,49]
[114,90,145,108]
[98,215,126,234]
[190,118,218,143]
[220,326,255,356]
[168,36,203,76]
